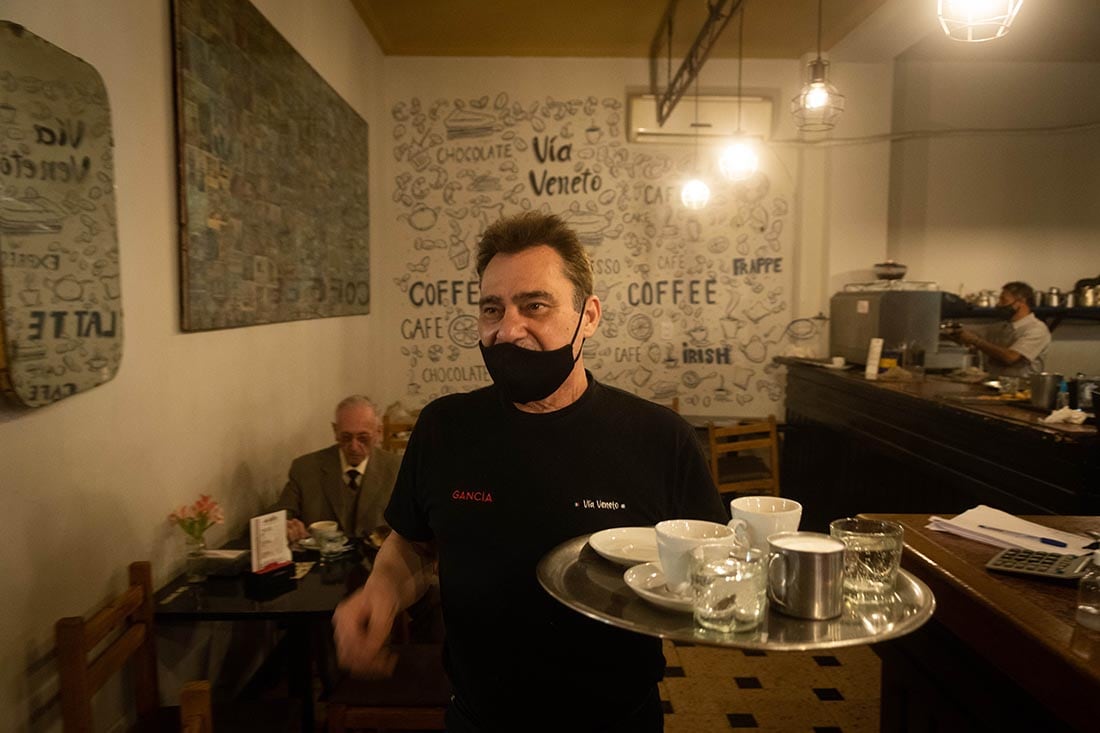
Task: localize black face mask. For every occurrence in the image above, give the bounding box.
[994,304,1016,320]
[479,306,586,404]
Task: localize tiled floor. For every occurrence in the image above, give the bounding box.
[310,640,881,732]
[659,640,881,732]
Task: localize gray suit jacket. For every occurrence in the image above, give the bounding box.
[270,444,401,536]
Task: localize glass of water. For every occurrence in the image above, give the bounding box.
[829,518,904,601]
[689,544,767,633]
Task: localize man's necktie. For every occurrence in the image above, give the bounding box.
[346,468,360,492]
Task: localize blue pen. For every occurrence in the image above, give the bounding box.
[978,524,1068,548]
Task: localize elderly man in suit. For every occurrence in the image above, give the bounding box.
[273,395,402,541]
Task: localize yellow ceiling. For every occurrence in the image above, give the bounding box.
[350,0,890,60]
[350,0,1100,63]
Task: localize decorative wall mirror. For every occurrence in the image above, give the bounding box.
[0,22,122,408]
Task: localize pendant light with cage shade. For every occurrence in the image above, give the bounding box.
[719,6,758,182]
[681,74,710,210]
[938,0,1024,42]
[790,0,845,133]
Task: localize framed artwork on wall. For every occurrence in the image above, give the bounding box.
[171,0,371,331]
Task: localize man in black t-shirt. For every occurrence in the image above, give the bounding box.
[334,212,725,732]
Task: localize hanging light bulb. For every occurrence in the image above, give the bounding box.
[720,6,759,181]
[681,67,709,209]
[718,139,758,182]
[790,0,845,133]
[791,58,845,132]
[681,178,711,210]
[938,0,1024,43]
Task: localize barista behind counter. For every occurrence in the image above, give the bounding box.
[949,281,1051,378]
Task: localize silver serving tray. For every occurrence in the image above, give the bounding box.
[537,534,936,651]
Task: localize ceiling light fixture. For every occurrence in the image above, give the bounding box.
[790,0,845,133]
[681,73,710,210]
[719,5,758,182]
[938,0,1024,43]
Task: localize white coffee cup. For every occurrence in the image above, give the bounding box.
[309,520,339,545]
[831,356,845,367]
[728,496,802,551]
[655,519,740,596]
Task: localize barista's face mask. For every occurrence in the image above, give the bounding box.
[995,298,1020,320]
[479,305,586,404]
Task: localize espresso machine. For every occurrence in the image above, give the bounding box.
[829,284,970,369]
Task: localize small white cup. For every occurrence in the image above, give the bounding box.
[309,520,339,545]
[831,356,846,367]
[656,519,740,596]
[728,496,802,551]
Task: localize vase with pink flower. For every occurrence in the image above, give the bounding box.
[168,494,225,582]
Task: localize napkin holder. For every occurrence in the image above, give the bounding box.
[244,561,295,600]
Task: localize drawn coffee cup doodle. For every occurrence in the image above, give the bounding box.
[448,239,470,270]
[447,315,480,349]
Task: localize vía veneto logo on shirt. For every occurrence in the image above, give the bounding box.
[452,489,493,503]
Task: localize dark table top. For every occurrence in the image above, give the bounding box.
[155,543,372,622]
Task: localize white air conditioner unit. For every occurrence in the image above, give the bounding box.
[628,94,773,144]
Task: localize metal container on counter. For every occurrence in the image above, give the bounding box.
[1030,372,1064,411]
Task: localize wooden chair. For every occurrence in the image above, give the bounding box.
[326,587,448,732]
[56,562,299,733]
[56,561,190,732]
[180,681,213,733]
[382,414,417,454]
[707,415,781,504]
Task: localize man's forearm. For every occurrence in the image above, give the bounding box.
[960,330,1021,366]
[365,531,436,612]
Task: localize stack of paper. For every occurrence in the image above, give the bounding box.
[927,505,1092,555]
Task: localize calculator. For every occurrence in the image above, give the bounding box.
[985,548,1092,582]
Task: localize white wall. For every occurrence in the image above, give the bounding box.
[889,59,1100,374]
[0,1,385,729]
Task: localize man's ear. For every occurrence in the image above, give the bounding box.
[582,294,602,337]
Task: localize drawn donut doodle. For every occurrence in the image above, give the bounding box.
[389,92,794,410]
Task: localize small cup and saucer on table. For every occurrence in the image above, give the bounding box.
[301,520,352,560]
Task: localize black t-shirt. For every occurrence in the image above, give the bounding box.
[385,374,725,731]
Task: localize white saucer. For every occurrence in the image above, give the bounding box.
[589,527,659,566]
[623,562,693,613]
[297,537,351,553]
[822,363,849,370]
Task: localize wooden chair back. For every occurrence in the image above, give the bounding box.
[180,681,213,733]
[382,414,417,454]
[707,415,781,500]
[56,561,160,732]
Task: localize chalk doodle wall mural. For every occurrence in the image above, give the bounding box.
[390,92,821,414]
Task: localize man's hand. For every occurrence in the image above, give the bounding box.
[333,581,400,678]
[286,518,309,542]
[953,328,979,347]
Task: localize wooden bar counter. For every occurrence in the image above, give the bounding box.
[779,360,1100,530]
[866,514,1100,732]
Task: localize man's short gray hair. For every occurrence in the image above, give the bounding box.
[334,395,381,433]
